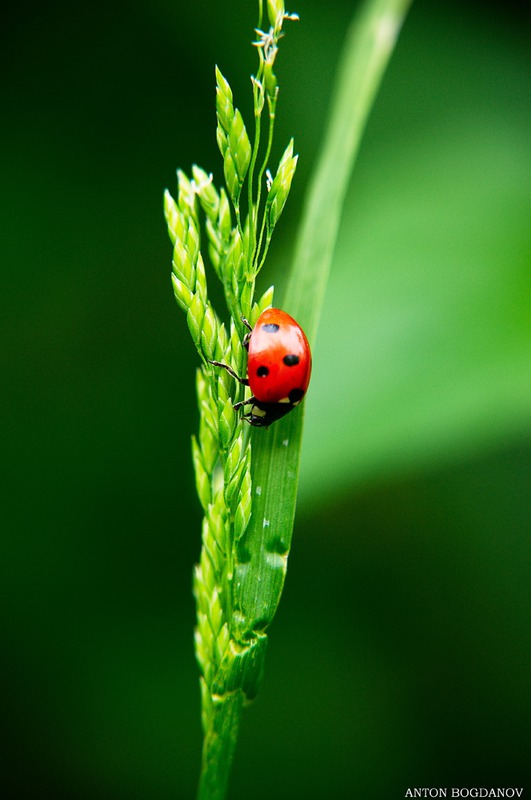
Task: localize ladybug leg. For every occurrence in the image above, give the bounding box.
[240,317,253,349]
[233,396,256,411]
[209,360,249,386]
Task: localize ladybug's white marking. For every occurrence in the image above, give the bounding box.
[278,396,291,404]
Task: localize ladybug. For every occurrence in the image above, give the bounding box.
[210,307,312,427]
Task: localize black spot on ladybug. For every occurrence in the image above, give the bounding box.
[256,365,269,377]
[283,354,299,367]
[289,388,305,404]
[262,323,280,333]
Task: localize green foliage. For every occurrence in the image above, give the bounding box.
[165,2,302,797]
[165,0,414,796]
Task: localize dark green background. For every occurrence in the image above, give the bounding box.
[2,1,529,798]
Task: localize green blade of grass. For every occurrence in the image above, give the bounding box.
[233,0,413,638]
[287,0,413,340]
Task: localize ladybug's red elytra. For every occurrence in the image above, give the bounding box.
[210,307,312,427]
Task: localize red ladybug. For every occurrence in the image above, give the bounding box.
[210,308,312,427]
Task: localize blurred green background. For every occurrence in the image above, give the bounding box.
[2,0,529,797]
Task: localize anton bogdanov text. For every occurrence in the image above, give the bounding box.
[404,790,524,799]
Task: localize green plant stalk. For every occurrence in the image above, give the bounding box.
[197,692,244,800]
[166,1,412,797]
[165,6,299,799]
